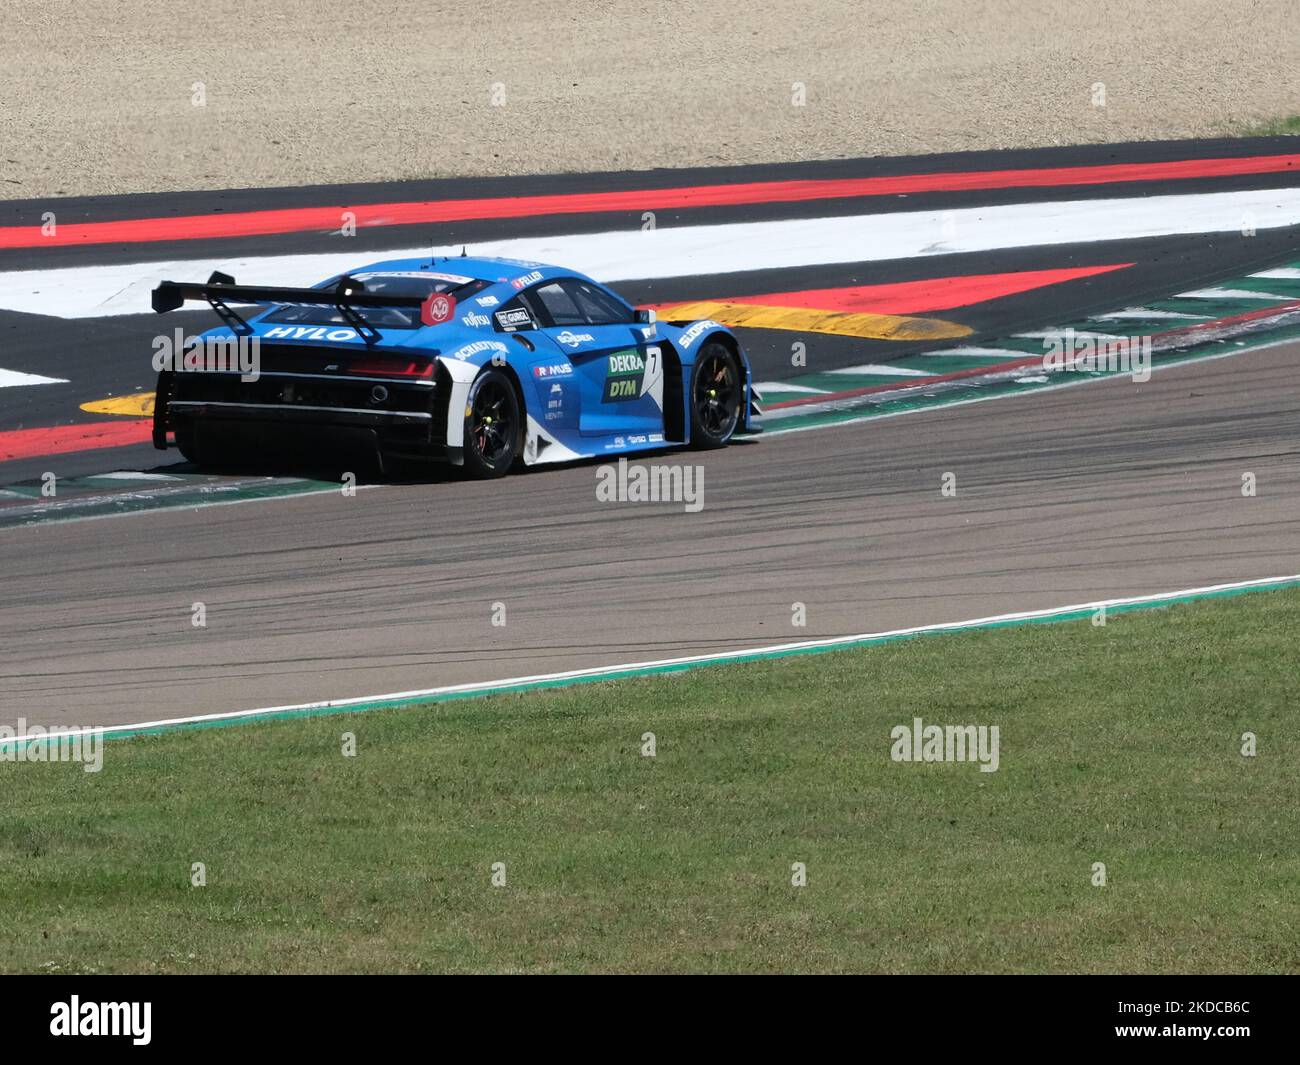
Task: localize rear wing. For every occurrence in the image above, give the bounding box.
[151,271,427,344]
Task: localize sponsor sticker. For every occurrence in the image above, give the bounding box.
[495,307,533,331]
[511,270,544,290]
[461,311,491,328]
[421,292,456,326]
[533,361,573,379]
[263,325,359,343]
[476,294,500,307]
[544,378,569,421]
[603,348,646,402]
[676,319,721,349]
[451,340,508,360]
[555,330,595,348]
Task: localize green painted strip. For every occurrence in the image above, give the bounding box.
[77,475,181,488]
[0,475,344,529]
[916,354,1021,372]
[0,483,47,499]
[793,371,930,390]
[1147,298,1254,318]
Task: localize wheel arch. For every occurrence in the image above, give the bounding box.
[437,355,529,461]
[660,326,742,443]
[694,331,755,434]
[492,359,530,453]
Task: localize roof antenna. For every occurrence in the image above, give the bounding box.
[461,245,468,257]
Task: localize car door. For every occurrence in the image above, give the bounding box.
[523,279,664,438]
[488,289,583,435]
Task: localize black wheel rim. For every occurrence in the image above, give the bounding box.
[694,351,739,438]
[471,379,514,463]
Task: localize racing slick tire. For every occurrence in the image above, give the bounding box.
[688,341,742,449]
[173,421,261,472]
[462,368,522,479]
[174,422,201,465]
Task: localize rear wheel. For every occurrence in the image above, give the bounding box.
[174,422,202,465]
[688,342,741,448]
[173,421,285,473]
[462,368,521,478]
[173,423,260,472]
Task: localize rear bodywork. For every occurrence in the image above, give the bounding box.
[151,256,760,470]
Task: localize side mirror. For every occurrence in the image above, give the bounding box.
[635,308,656,324]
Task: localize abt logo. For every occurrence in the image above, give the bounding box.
[50,996,151,1045]
[420,292,456,325]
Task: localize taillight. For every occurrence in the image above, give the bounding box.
[346,358,434,378]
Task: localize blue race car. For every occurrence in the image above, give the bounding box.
[150,255,761,477]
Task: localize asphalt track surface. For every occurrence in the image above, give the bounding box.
[1,138,1298,729]
[3,136,1299,450]
[4,339,1298,729]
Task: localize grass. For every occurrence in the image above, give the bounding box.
[2,588,1298,973]
[1238,114,1300,137]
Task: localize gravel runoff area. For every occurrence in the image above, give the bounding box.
[2,0,1297,199]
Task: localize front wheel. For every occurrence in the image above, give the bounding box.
[462,368,521,478]
[688,342,741,449]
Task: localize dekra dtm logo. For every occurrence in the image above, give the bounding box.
[603,349,645,402]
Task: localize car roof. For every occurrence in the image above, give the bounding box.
[343,255,581,288]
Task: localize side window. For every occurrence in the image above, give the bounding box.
[566,281,635,325]
[529,282,586,327]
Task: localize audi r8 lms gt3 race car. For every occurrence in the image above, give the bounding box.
[150,257,761,478]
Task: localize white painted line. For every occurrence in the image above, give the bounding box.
[823,364,931,377]
[1249,267,1300,279]
[5,574,1295,744]
[1091,307,1211,320]
[921,346,1030,358]
[1178,288,1297,301]
[90,471,184,481]
[1014,330,1125,340]
[3,187,1300,318]
[0,368,67,387]
[753,381,828,394]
